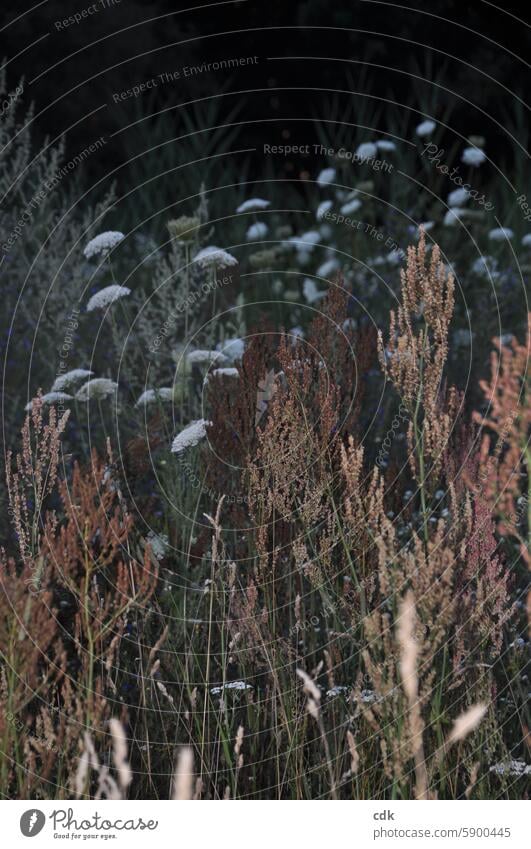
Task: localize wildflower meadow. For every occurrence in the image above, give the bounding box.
[0,3,529,839]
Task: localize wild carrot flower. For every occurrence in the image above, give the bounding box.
[75,378,118,401]
[488,226,514,241]
[205,367,239,381]
[376,139,396,151]
[83,231,124,259]
[135,387,173,406]
[340,198,361,215]
[316,200,333,220]
[217,338,244,361]
[356,142,377,159]
[316,258,339,278]
[51,368,93,392]
[86,285,131,312]
[522,233,531,247]
[416,119,436,136]
[236,198,270,213]
[187,349,228,366]
[462,147,486,166]
[448,187,469,206]
[317,167,336,186]
[25,391,73,411]
[193,245,238,269]
[246,222,268,240]
[303,278,324,303]
[167,216,200,240]
[171,419,210,454]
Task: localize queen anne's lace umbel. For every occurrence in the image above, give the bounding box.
[83,231,125,259]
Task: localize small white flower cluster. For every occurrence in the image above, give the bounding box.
[135,387,173,407]
[246,221,268,240]
[490,760,531,777]
[462,146,486,167]
[187,349,228,366]
[205,367,239,382]
[75,378,118,401]
[52,368,93,392]
[145,530,170,561]
[193,245,238,269]
[171,419,210,454]
[317,167,336,187]
[86,284,131,312]
[83,231,125,259]
[236,198,270,213]
[416,119,436,137]
[488,227,514,241]
[217,337,244,362]
[25,392,73,412]
[210,681,253,696]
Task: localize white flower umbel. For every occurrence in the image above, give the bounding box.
[187,349,228,366]
[447,187,469,207]
[205,367,239,382]
[376,139,396,151]
[340,198,361,215]
[25,391,73,411]
[522,233,531,247]
[490,760,531,777]
[316,258,339,278]
[135,387,173,407]
[217,337,245,362]
[461,147,486,167]
[51,368,94,393]
[171,419,210,454]
[146,530,169,561]
[317,167,336,187]
[236,198,270,213]
[316,200,333,221]
[210,681,253,696]
[303,278,325,304]
[86,285,131,312]
[416,119,436,137]
[246,221,268,240]
[193,245,238,269]
[356,142,377,160]
[488,227,514,241]
[83,231,124,259]
[443,208,465,226]
[75,378,118,401]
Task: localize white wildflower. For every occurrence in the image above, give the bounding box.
[444,208,465,226]
[246,221,268,240]
[51,369,93,392]
[193,245,238,269]
[206,367,239,381]
[186,349,228,366]
[356,142,377,160]
[448,187,469,207]
[146,530,169,561]
[25,391,73,411]
[416,119,436,137]
[75,378,118,401]
[488,226,514,241]
[376,139,396,151]
[317,167,336,187]
[340,198,361,215]
[303,278,325,303]
[490,760,531,777]
[83,231,124,259]
[217,337,244,362]
[86,284,131,312]
[522,233,531,247]
[210,681,253,696]
[236,198,270,213]
[171,419,210,454]
[135,387,173,407]
[326,685,350,699]
[471,255,499,279]
[316,258,339,277]
[316,200,333,221]
[462,147,486,167]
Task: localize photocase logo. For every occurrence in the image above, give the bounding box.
[20,809,46,837]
